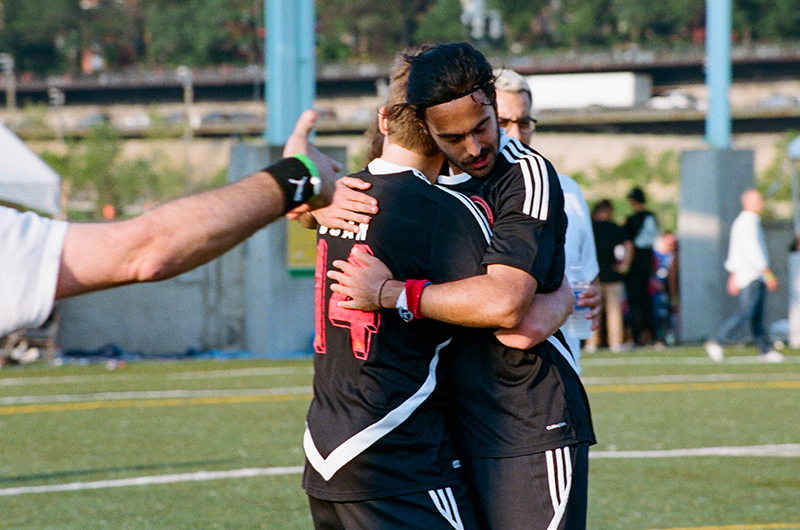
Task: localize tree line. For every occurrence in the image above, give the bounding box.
[1,0,799,73]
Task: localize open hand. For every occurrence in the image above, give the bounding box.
[283,110,343,213]
[328,247,393,311]
[296,177,379,232]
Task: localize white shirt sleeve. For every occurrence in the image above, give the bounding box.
[634,214,660,249]
[0,206,69,336]
[559,174,600,283]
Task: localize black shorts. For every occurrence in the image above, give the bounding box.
[460,443,590,530]
[308,484,481,530]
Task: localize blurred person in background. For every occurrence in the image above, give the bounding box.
[704,189,783,363]
[0,111,352,338]
[652,232,679,346]
[585,199,633,353]
[623,187,659,346]
[493,68,600,367]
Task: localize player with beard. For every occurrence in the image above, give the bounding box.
[330,43,595,530]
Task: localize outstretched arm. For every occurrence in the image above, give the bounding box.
[56,110,342,299]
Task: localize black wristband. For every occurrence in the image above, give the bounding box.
[263,157,321,214]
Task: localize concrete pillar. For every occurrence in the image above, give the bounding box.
[228,141,346,355]
[789,253,800,348]
[678,149,754,342]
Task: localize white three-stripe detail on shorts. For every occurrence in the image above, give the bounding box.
[545,447,573,530]
[428,487,465,530]
[304,338,451,481]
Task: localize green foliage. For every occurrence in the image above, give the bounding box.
[142,0,261,66]
[205,166,231,191]
[735,0,800,43]
[595,147,651,187]
[487,0,545,45]
[72,122,124,215]
[316,0,435,61]
[1,0,77,72]
[760,130,799,203]
[17,102,50,130]
[41,122,188,220]
[611,0,700,44]
[414,0,467,44]
[585,147,680,231]
[3,0,800,69]
[557,0,616,47]
[652,150,680,185]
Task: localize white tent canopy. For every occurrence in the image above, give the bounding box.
[0,124,61,215]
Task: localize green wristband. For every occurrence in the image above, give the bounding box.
[292,154,320,178]
[262,156,322,213]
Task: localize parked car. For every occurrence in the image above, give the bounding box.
[756,93,800,109]
[647,90,705,111]
[117,112,151,129]
[77,112,112,128]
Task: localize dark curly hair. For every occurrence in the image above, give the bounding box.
[403,42,496,121]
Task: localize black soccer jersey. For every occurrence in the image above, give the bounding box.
[303,159,492,502]
[438,135,566,295]
[438,133,596,458]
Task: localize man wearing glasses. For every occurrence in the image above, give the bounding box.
[493,68,600,369]
[493,70,538,143]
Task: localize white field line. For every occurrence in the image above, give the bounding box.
[0,365,313,387]
[591,444,800,458]
[0,466,304,497]
[2,444,798,497]
[581,372,800,386]
[0,386,312,406]
[582,356,800,367]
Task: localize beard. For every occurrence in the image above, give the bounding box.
[446,123,500,178]
[444,142,497,179]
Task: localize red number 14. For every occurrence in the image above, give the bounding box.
[314,241,380,360]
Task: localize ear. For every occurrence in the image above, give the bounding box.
[419,120,431,136]
[378,106,389,135]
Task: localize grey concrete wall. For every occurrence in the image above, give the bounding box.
[678,149,754,342]
[57,265,215,353]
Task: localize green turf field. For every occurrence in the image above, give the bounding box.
[2,346,799,530]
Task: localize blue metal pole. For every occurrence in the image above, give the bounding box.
[705,0,732,150]
[265,0,315,145]
[297,0,316,120]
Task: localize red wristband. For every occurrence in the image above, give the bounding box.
[406,279,431,320]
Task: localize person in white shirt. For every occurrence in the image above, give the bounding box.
[704,189,783,363]
[0,110,371,338]
[494,68,600,369]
